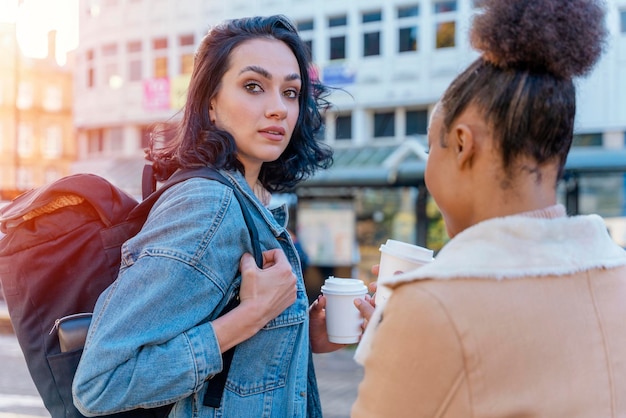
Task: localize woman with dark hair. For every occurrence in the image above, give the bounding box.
[353,0,626,416]
[73,15,333,417]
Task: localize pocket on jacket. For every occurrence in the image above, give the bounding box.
[225,290,307,396]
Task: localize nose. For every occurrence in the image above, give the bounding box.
[265,91,288,120]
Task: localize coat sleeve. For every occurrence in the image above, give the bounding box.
[351,283,471,418]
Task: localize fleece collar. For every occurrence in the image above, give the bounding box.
[388,212,626,285]
[354,212,626,365]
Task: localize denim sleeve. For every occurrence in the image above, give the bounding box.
[73,178,254,415]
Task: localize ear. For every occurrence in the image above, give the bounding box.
[208,103,216,124]
[451,123,475,169]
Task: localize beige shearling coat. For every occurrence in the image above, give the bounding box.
[352,206,626,417]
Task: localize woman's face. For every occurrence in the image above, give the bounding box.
[424,103,471,238]
[209,38,301,178]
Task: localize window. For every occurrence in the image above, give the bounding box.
[153,37,168,50]
[406,110,428,136]
[398,5,419,18]
[127,40,142,53]
[127,40,142,82]
[329,16,347,27]
[397,5,419,52]
[87,129,104,154]
[621,9,626,33]
[179,34,194,46]
[16,167,34,191]
[153,37,169,78]
[179,34,195,75]
[86,49,95,88]
[129,60,142,82]
[399,27,418,52]
[328,15,347,61]
[435,21,456,48]
[374,112,395,138]
[297,19,314,31]
[297,19,315,60]
[434,0,457,49]
[17,123,33,157]
[154,56,168,78]
[43,125,63,158]
[101,43,117,56]
[336,114,352,140]
[330,36,346,60]
[573,133,602,147]
[180,54,194,75]
[434,1,457,13]
[16,81,33,109]
[43,85,63,111]
[109,127,124,152]
[362,10,382,57]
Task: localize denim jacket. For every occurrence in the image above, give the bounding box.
[72,170,314,418]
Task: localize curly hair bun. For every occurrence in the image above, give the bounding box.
[470,0,607,78]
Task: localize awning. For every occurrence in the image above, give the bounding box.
[298,143,626,189]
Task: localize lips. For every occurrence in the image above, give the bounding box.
[259,126,286,140]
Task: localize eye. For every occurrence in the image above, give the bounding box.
[244,82,263,93]
[283,88,300,99]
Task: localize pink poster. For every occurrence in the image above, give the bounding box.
[143,78,170,111]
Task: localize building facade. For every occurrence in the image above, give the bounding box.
[0,25,75,199]
[71,0,626,282]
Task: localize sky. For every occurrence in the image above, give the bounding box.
[0,0,79,65]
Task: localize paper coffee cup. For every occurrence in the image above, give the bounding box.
[321,276,368,344]
[376,240,434,307]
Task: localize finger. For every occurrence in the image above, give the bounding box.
[239,252,256,272]
[354,297,375,321]
[371,264,380,276]
[261,248,289,269]
[368,281,378,293]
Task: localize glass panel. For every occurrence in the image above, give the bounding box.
[573,133,602,147]
[336,115,352,140]
[399,27,418,52]
[179,34,194,46]
[297,19,314,31]
[434,1,457,13]
[435,21,456,48]
[328,15,347,27]
[363,32,380,57]
[397,5,419,18]
[152,37,168,50]
[406,110,428,136]
[127,40,141,53]
[374,112,395,137]
[154,56,168,78]
[330,36,346,60]
[362,11,382,23]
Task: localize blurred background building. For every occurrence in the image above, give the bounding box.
[0,23,75,200]
[2,0,626,290]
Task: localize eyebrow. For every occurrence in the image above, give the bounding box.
[239,65,301,82]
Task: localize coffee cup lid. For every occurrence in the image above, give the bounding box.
[379,239,433,263]
[321,277,368,295]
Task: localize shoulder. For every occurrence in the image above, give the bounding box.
[152,177,235,216]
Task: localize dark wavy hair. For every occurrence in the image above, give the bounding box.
[147,15,333,192]
[439,0,607,182]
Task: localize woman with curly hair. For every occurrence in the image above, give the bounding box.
[352,0,626,416]
[73,15,334,417]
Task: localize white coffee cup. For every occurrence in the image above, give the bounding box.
[376,240,434,308]
[321,276,368,344]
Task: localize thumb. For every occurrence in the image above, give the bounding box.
[239,252,256,273]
